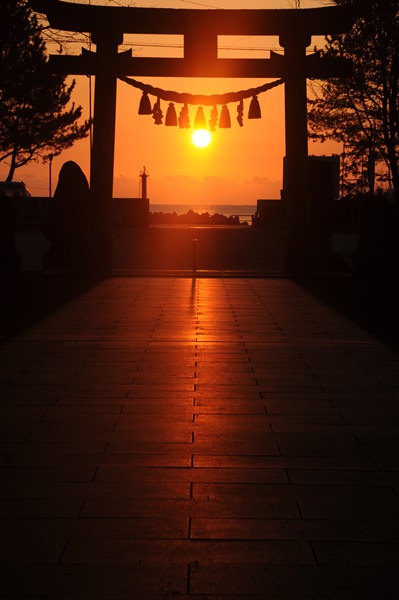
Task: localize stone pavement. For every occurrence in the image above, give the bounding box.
[1,276,399,599]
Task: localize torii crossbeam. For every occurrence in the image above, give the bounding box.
[32,0,368,272]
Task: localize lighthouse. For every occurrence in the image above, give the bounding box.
[140,167,149,200]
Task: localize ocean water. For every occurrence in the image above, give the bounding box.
[150,204,256,223]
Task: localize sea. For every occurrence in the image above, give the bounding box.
[150,204,256,224]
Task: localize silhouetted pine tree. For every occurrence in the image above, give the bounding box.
[308,0,399,200]
[0,0,89,181]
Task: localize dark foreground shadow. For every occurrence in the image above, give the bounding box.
[0,271,103,343]
[297,274,399,353]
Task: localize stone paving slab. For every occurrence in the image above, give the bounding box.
[1,276,399,598]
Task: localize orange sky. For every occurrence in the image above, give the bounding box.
[1,0,341,205]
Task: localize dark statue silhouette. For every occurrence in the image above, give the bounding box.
[42,160,89,270]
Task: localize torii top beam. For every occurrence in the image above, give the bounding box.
[30,0,369,80]
[31,0,367,37]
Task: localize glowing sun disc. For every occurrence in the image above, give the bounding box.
[192,129,211,148]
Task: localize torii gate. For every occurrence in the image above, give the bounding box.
[32,0,367,272]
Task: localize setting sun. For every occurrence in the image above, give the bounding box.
[192,129,212,148]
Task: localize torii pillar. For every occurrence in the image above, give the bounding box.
[86,30,122,272]
[280,32,312,273]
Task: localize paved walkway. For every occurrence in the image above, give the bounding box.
[1,276,399,599]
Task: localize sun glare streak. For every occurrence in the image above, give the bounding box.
[192,129,212,148]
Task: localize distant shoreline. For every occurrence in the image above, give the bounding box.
[149,204,256,225]
[150,208,250,226]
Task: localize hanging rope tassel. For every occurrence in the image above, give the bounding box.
[138,91,152,115]
[209,105,218,131]
[237,99,244,127]
[152,98,163,125]
[178,104,190,128]
[248,95,262,119]
[194,106,206,130]
[165,102,178,126]
[219,105,231,128]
